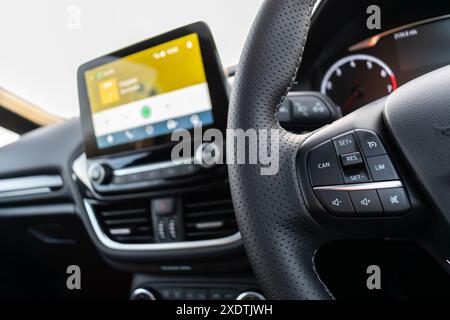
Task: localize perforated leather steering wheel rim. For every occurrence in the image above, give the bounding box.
[227,0,335,300]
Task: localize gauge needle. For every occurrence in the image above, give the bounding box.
[342,86,364,112]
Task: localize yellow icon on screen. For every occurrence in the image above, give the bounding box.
[98,78,119,105]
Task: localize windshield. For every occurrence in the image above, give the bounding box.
[0,0,262,119]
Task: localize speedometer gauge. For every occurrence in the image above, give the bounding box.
[320,54,397,114]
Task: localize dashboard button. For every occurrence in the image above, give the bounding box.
[366,155,399,181]
[355,130,386,157]
[185,289,207,300]
[308,141,343,186]
[349,190,383,216]
[342,167,371,184]
[291,96,331,125]
[332,133,358,155]
[377,188,410,216]
[159,287,173,299]
[144,170,163,180]
[127,173,143,182]
[209,289,239,300]
[152,198,176,216]
[315,190,354,216]
[157,220,166,240]
[172,288,185,300]
[340,151,364,168]
[277,100,292,123]
[112,175,128,184]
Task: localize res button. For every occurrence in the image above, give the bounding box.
[277,100,291,123]
[340,152,364,168]
[308,141,344,186]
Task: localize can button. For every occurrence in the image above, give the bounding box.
[308,141,344,187]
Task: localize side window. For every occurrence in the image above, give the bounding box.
[0,127,19,148]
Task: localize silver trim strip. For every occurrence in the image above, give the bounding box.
[130,288,157,300]
[0,187,52,199]
[72,153,94,192]
[314,180,403,191]
[83,200,241,251]
[114,158,192,177]
[110,228,131,236]
[195,221,224,230]
[0,175,63,194]
[236,291,266,301]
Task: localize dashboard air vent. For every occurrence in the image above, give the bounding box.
[183,188,237,241]
[93,201,153,244]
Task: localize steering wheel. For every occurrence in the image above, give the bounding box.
[228,0,450,299]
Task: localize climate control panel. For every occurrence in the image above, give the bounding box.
[307,130,410,217]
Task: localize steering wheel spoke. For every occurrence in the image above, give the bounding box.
[298,98,429,240]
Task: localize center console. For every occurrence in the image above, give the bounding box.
[72,22,255,298]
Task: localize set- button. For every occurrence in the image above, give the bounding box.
[333,133,358,155]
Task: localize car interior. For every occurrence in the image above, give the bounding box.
[0,0,450,300]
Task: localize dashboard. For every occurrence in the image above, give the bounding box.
[0,0,448,300]
[318,14,450,114]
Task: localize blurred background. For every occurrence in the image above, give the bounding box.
[0,0,263,144]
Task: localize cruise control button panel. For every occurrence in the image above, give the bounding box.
[307,130,410,218]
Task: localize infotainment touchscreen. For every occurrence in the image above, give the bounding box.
[78,22,228,157]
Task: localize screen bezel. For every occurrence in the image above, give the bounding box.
[78,22,229,158]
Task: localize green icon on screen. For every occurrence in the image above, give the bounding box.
[141,105,152,118]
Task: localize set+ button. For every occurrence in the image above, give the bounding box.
[333,133,358,155]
